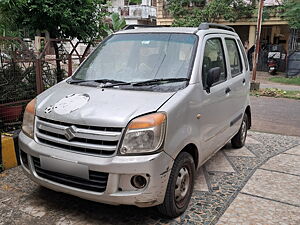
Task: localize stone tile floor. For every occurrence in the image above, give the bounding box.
[218,145,300,225]
[0,132,299,225]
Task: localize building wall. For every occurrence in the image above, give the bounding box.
[111,0,124,8]
[110,0,157,25]
[156,0,173,25]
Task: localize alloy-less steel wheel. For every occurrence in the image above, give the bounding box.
[231,113,248,148]
[157,152,195,218]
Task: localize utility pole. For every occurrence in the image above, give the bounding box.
[252,0,264,82]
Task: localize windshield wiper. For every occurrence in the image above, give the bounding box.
[67,79,128,85]
[132,78,189,86]
[101,81,132,88]
[67,78,189,88]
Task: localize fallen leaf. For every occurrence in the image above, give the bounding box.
[1,184,13,191]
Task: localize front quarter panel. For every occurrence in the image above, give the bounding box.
[160,84,204,168]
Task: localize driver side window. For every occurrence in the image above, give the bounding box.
[202,38,227,89]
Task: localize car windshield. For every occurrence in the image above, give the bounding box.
[72,33,197,86]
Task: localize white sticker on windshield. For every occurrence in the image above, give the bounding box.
[53,94,90,115]
[142,41,150,45]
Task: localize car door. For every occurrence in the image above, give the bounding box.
[223,36,249,136]
[198,35,233,159]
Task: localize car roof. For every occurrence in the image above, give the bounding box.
[116,27,198,34]
[116,27,238,37]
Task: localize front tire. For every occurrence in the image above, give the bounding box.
[157,152,195,218]
[231,113,248,148]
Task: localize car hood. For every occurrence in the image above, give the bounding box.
[36,81,175,128]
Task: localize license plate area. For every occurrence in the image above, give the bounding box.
[40,156,89,180]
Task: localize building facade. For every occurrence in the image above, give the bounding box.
[156,0,290,71]
[110,0,157,25]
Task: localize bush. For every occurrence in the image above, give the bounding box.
[0,62,36,103]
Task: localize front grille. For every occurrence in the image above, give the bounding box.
[32,156,108,192]
[35,117,123,156]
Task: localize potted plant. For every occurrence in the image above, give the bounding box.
[0,62,36,123]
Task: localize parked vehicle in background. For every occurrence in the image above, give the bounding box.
[268,53,278,75]
[19,23,251,218]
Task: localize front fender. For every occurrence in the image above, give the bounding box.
[160,85,204,168]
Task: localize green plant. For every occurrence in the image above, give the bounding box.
[281,0,300,29]
[103,13,127,36]
[128,0,142,5]
[0,62,36,103]
[0,0,110,82]
[167,0,256,27]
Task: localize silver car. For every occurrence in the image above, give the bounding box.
[19,23,251,218]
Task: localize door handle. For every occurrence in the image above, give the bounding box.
[225,87,231,94]
[242,78,246,84]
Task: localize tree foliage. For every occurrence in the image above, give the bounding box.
[0,0,109,41]
[0,0,110,82]
[167,0,255,27]
[128,0,142,5]
[282,0,300,29]
[0,0,24,36]
[103,13,126,36]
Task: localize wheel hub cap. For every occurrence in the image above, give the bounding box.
[175,167,190,204]
[241,120,247,142]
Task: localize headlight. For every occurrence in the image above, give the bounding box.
[120,112,167,155]
[22,99,36,138]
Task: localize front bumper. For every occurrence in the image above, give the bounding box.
[18,131,173,207]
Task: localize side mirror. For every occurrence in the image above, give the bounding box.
[207,67,221,88]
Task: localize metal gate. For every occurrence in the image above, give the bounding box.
[0,37,98,132]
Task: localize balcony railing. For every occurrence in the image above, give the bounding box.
[110,5,156,19]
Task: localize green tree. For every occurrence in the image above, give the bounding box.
[128,0,142,5]
[0,0,109,82]
[0,0,24,36]
[282,0,300,29]
[167,0,255,27]
[103,13,126,35]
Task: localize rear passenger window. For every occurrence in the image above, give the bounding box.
[202,38,227,88]
[225,39,242,77]
[237,39,249,71]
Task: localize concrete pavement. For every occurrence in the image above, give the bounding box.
[250,96,300,136]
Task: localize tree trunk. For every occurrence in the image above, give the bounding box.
[53,41,63,82]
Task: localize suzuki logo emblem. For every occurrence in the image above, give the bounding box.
[64,126,76,141]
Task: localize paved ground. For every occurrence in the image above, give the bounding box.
[0,132,299,225]
[250,96,300,136]
[250,71,300,137]
[218,144,300,225]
